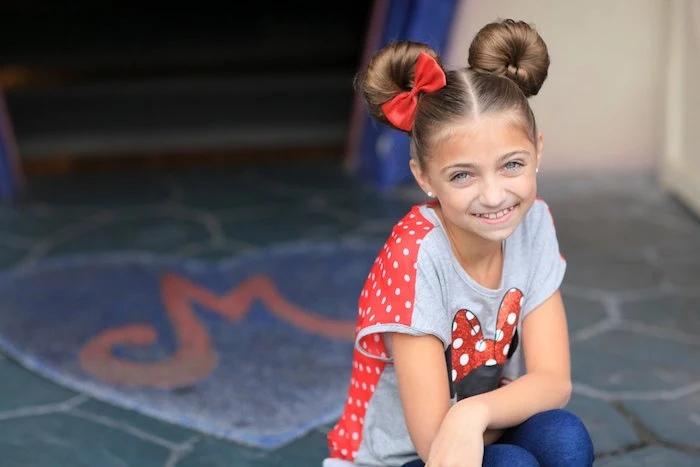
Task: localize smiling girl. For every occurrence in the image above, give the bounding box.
[324,19,594,467]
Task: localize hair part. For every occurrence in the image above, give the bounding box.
[357,19,550,169]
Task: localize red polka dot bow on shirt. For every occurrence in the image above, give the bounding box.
[380,51,447,132]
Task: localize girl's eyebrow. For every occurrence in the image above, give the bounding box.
[440,150,531,174]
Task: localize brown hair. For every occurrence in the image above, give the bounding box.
[356,19,550,168]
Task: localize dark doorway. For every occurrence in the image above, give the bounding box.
[0,1,374,174]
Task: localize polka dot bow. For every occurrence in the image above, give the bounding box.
[380,51,447,132]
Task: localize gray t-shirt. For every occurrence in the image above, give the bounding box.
[325,199,566,466]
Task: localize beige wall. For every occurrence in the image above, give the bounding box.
[444,0,668,173]
[659,0,700,215]
[682,1,700,172]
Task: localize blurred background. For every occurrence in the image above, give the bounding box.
[0,0,372,173]
[0,1,698,466]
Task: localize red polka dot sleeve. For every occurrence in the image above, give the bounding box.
[326,205,438,461]
[355,205,437,360]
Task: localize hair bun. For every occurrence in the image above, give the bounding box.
[467,19,549,97]
[356,41,442,131]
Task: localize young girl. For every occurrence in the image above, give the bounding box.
[324,19,594,467]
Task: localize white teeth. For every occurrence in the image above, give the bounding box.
[477,206,513,219]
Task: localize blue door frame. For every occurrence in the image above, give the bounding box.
[345,0,458,192]
[0,86,23,200]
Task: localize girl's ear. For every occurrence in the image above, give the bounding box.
[409,158,434,197]
[536,131,544,168]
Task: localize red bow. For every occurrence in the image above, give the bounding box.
[381,52,447,132]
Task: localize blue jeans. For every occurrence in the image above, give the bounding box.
[401,409,594,467]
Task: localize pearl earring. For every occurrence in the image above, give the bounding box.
[427,192,433,197]
[536,168,539,174]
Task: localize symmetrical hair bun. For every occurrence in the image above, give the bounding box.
[468,19,550,97]
[356,19,550,137]
[355,41,441,129]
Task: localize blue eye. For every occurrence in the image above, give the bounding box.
[450,172,472,182]
[505,161,524,171]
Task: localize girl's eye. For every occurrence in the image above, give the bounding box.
[450,172,472,182]
[505,161,524,171]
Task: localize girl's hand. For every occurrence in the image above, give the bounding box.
[426,400,490,467]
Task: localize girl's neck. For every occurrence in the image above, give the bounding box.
[434,205,504,289]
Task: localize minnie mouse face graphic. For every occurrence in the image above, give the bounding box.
[446,288,523,400]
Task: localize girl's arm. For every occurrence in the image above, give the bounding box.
[392,332,451,461]
[391,333,505,461]
[454,289,572,429]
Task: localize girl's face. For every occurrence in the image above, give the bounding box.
[411,113,542,245]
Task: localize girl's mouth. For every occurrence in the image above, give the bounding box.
[472,204,518,224]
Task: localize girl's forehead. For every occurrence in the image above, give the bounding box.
[430,117,534,161]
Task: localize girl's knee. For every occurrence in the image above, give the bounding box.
[533,409,595,465]
[537,409,592,439]
[484,444,539,467]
